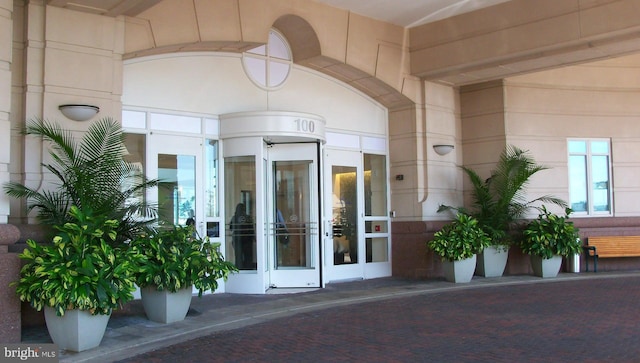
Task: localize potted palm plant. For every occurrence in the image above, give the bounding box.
[5,118,158,350]
[129,225,238,324]
[4,118,158,243]
[428,213,491,283]
[14,206,138,352]
[521,206,582,278]
[439,145,567,277]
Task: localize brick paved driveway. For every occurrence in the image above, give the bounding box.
[118,276,640,363]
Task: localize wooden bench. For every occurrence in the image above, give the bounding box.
[583,236,640,272]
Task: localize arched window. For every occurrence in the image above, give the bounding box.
[242,29,292,89]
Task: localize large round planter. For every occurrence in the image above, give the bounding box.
[475,246,510,277]
[141,285,193,324]
[530,255,563,278]
[442,254,477,283]
[44,307,110,352]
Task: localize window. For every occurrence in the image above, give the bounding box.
[205,139,220,238]
[225,156,257,270]
[242,29,292,89]
[568,140,612,215]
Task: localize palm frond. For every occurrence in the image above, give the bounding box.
[4,118,158,244]
[444,144,568,244]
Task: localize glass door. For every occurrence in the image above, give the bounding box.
[267,143,320,288]
[147,134,204,235]
[324,149,363,282]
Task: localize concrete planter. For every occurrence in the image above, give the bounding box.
[141,285,193,324]
[44,307,110,352]
[442,255,477,283]
[475,246,510,277]
[530,255,563,278]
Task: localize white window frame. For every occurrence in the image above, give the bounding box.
[568,138,613,216]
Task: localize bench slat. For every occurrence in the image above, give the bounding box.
[587,236,640,258]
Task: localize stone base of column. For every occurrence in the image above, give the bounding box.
[0,224,22,343]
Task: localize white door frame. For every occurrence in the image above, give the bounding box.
[266,143,321,288]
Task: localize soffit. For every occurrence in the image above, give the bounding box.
[47,0,509,26]
[46,0,162,17]
[46,0,640,91]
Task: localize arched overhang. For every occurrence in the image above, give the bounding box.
[120,12,414,111]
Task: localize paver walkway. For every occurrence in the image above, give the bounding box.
[23,271,640,362]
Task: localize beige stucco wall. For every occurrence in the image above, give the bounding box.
[459,54,640,218]
[505,54,640,217]
[6,0,640,227]
[122,53,387,134]
[123,0,414,104]
[8,4,125,223]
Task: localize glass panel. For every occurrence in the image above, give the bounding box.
[591,141,609,154]
[364,154,387,216]
[592,155,610,212]
[205,140,219,217]
[269,31,290,60]
[225,156,257,271]
[332,166,358,265]
[264,158,269,273]
[247,44,266,56]
[243,57,267,87]
[569,155,588,212]
[569,140,586,154]
[268,61,290,87]
[274,160,313,269]
[365,221,388,233]
[123,133,146,209]
[366,237,388,263]
[157,154,196,226]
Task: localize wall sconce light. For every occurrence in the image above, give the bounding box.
[395,174,404,181]
[58,104,100,122]
[433,144,454,156]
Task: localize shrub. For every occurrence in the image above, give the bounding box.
[521,206,582,259]
[428,214,492,262]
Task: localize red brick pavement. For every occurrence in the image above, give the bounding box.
[117,275,640,363]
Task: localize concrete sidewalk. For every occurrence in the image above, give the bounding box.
[22,271,640,362]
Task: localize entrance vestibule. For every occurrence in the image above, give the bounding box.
[223,139,321,291]
[124,110,391,294]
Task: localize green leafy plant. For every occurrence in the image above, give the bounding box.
[521,206,582,259]
[14,206,138,316]
[439,145,567,246]
[428,213,492,262]
[130,225,239,296]
[3,118,158,244]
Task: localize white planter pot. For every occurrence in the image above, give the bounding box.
[475,246,510,277]
[530,255,563,278]
[141,285,193,324]
[442,254,477,283]
[44,307,110,352]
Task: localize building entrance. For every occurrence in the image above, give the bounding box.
[267,143,320,288]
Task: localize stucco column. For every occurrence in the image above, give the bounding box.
[0,0,14,224]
